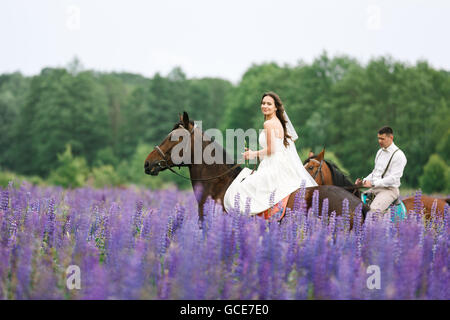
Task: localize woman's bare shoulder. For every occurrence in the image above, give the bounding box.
[264,118,283,137]
[264,117,281,127]
[263,118,275,127]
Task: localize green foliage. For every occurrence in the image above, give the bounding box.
[115,143,177,190]
[436,129,450,164]
[419,154,448,193]
[446,166,450,193]
[93,147,119,167]
[116,143,158,189]
[48,144,90,188]
[0,72,30,169]
[89,165,121,188]
[12,68,110,176]
[0,170,45,188]
[323,150,350,177]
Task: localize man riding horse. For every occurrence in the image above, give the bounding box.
[355,126,407,213]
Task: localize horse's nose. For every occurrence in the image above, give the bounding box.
[144,160,150,168]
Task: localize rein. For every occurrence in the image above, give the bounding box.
[155,149,242,181]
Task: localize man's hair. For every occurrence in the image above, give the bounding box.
[378,126,393,136]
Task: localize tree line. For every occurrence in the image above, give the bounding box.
[0,53,448,192]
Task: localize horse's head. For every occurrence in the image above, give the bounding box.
[303,148,326,184]
[303,149,360,197]
[145,111,195,176]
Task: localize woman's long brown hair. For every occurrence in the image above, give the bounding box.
[261,91,292,148]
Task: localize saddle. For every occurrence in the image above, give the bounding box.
[362,192,407,221]
[362,192,401,207]
[256,194,290,222]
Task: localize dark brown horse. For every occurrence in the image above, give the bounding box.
[145,112,369,223]
[304,149,449,219]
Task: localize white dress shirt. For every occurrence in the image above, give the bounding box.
[364,142,407,188]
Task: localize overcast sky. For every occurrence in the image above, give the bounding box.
[1,0,449,83]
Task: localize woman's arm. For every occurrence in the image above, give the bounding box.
[242,121,280,160]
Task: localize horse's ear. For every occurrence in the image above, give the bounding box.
[308,150,314,158]
[317,148,325,161]
[182,111,190,129]
[179,113,183,122]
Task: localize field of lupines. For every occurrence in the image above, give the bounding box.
[0,180,448,300]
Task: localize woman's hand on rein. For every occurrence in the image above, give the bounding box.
[242,147,257,160]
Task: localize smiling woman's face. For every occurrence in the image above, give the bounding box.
[261,95,277,118]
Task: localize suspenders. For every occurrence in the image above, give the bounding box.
[381,149,399,178]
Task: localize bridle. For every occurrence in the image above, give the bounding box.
[306,158,325,185]
[150,124,242,182]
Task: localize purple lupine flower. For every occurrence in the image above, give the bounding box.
[233,192,241,214]
[141,210,152,240]
[63,212,72,238]
[269,189,276,209]
[413,189,423,215]
[312,189,320,217]
[335,215,344,238]
[293,187,303,213]
[132,200,144,237]
[7,216,18,249]
[353,204,362,234]
[321,197,329,227]
[328,210,336,238]
[300,208,309,241]
[158,217,172,257]
[89,205,100,241]
[170,204,184,237]
[1,209,10,247]
[443,204,449,236]
[298,181,306,200]
[244,196,251,216]
[430,199,438,219]
[1,189,9,211]
[342,198,350,233]
[43,198,56,249]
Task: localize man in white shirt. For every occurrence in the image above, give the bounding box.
[355,126,407,213]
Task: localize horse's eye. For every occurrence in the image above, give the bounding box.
[309,166,314,170]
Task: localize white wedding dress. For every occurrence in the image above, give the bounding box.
[224,130,318,215]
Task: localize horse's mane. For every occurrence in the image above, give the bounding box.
[304,156,360,198]
[173,120,243,179]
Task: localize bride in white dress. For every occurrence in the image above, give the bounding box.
[224,92,318,215]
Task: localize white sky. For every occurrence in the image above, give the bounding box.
[1,0,449,83]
